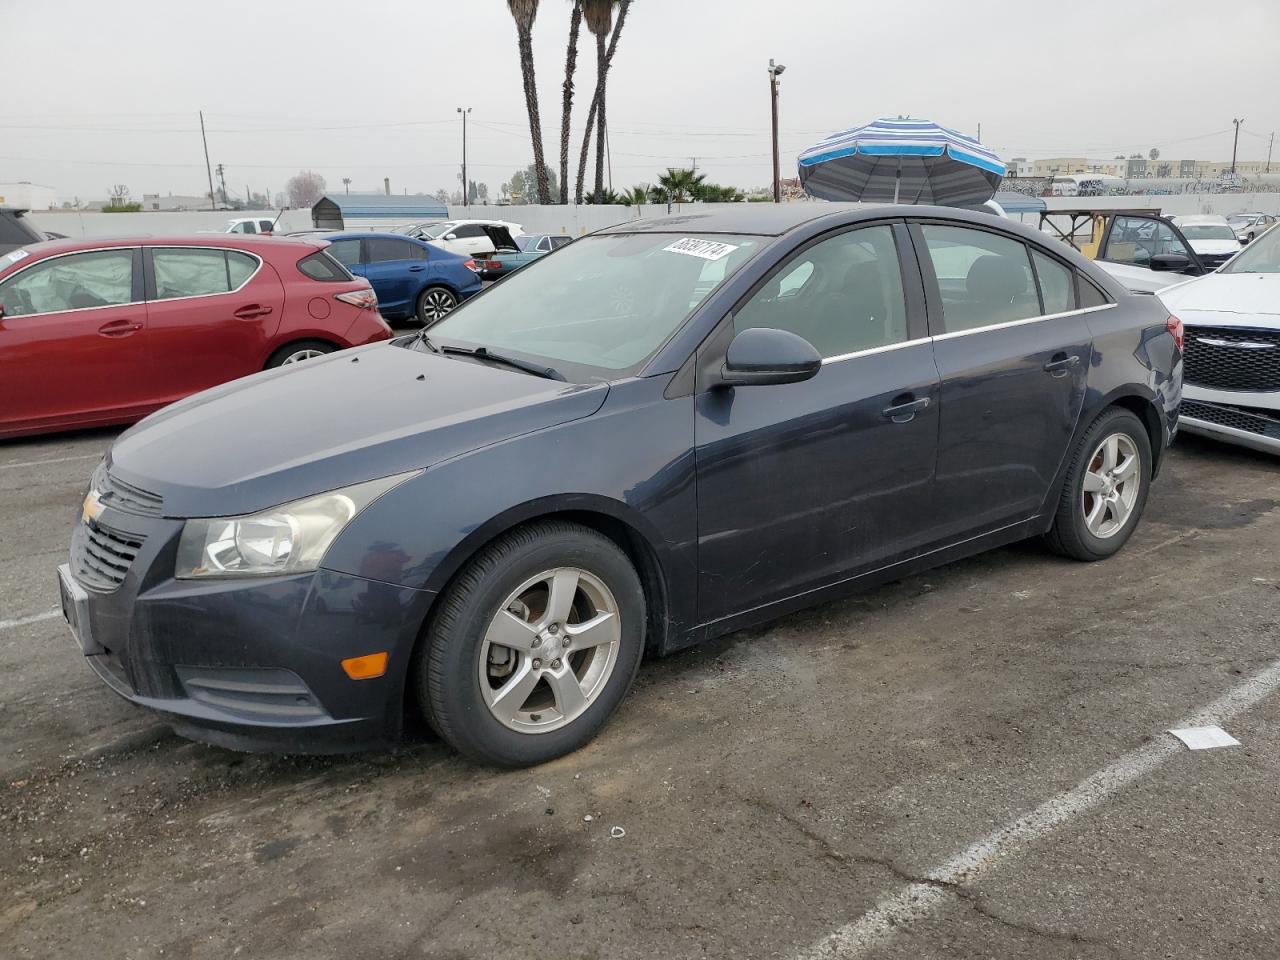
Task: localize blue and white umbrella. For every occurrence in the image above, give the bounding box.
[798,117,1005,206]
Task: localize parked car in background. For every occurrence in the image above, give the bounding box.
[225,217,279,235]
[0,235,390,439]
[0,206,46,256]
[419,219,523,259]
[390,221,444,238]
[1160,223,1280,455]
[1092,212,1208,292]
[321,231,483,323]
[477,233,573,280]
[57,206,1179,766]
[1170,215,1243,269]
[1227,212,1277,244]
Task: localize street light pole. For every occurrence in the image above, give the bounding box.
[1231,118,1244,175]
[457,107,472,207]
[768,59,786,202]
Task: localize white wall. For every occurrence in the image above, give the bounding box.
[26,194,1280,241]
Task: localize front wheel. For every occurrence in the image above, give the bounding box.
[416,521,645,767]
[1044,407,1152,561]
[416,286,458,324]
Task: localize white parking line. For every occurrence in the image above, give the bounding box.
[795,658,1280,960]
[0,453,101,471]
[0,610,60,630]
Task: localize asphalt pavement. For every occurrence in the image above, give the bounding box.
[1,422,1277,960]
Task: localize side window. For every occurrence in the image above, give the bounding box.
[536,237,552,252]
[1031,250,1075,314]
[241,221,257,234]
[734,225,909,359]
[366,237,415,262]
[297,251,352,281]
[551,236,572,249]
[919,224,1039,332]
[226,251,258,288]
[327,239,361,267]
[154,248,234,298]
[454,224,485,238]
[1104,216,1193,265]
[0,249,135,317]
[1077,275,1110,308]
[259,221,274,233]
[406,241,429,261]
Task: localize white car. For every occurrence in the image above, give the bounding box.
[1092,213,1209,294]
[1227,212,1278,245]
[1160,226,1280,455]
[1170,215,1242,270]
[419,219,523,258]
[225,217,279,235]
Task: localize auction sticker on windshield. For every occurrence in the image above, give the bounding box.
[663,238,740,261]
[5,249,29,264]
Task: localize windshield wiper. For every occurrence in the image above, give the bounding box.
[415,330,441,353]
[439,344,565,381]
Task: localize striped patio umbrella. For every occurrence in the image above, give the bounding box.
[797,118,1005,206]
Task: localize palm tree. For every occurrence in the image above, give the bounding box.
[574,0,631,203]
[558,1,583,204]
[584,187,620,204]
[507,0,551,203]
[655,167,705,204]
[619,185,649,207]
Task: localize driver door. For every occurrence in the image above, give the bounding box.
[693,222,940,626]
[1098,214,1203,293]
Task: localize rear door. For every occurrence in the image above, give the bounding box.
[0,247,151,432]
[912,220,1095,541]
[361,237,424,315]
[694,221,940,623]
[143,245,285,401]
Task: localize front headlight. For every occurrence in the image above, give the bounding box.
[175,471,419,579]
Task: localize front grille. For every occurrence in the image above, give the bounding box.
[72,520,145,593]
[1183,326,1280,392]
[1181,400,1280,439]
[98,469,163,517]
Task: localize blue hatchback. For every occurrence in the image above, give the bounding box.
[323,232,482,323]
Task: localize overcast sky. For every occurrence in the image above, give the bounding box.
[4,0,1279,202]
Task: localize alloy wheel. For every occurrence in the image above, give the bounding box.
[280,349,326,365]
[478,567,622,734]
[1081,433,1141,539]
[421,289,457,321]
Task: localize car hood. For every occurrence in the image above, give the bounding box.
[108,342,609,518]
[1159,272,1280,322]
[1187,239,1242,256]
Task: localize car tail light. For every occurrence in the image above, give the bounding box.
[1166,314,1184,352]
[463,259,479,273]
[336,288,378,310]
[483,259,502,270]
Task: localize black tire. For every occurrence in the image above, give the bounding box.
[265,339,336,368]
[1044,407,1152,561]
[416,286,458,325]
[416,520,645,767]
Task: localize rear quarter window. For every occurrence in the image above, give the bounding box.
[297,251,352,281]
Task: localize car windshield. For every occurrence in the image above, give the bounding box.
[515,236,536,251]
[1221,224,1280,274]
[425,232,761,380]
[1180,225,1237,240]
[1227,215,1253,224]
[421,222,455,239]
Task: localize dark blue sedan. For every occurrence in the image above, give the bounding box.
[58,205,1181,767]
[322,232,482,323]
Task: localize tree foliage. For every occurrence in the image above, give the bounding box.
[286,170,327,208]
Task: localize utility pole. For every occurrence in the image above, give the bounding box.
[1267,132,1274,174]
[1231,118,1244,175]
[768,59,786,202]
[457,106,472,207]
[199,110,215,211]
[215,163,228,208]
[245,185,250,207]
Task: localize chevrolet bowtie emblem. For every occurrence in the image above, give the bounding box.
[82,489,105,525]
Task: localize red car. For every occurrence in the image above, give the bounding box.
[0,235,391,439]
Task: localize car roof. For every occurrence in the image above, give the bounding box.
[1172,214,1229,224]
[11,234,327,257]
[323,231,427,241]
[597,203,1028,237]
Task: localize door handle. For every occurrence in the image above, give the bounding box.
[1043,353,1080,376]
[97,319,142,338]
[408,265,425,272]
[233,304,273,320]
[882,395,931,423]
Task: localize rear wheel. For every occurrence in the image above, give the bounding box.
[417,286,458,324]
[416,521,645,767]
[1044,407,1151,561]
[266,339,336,368]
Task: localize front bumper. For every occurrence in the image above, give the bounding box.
[60,507,435,753]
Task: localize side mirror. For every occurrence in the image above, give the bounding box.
[1149,253,1191,273]
[444,233,458,241]
[716,327,822,387]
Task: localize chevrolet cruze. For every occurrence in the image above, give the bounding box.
[58,206,1182,767]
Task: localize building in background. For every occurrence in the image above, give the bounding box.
[0,182,57,210]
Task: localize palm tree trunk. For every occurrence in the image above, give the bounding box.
[593,33,607,197]
[558,2,582,204]
[575,0,630,204]
[516,25,551,203]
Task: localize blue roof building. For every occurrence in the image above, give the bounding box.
[312,193,449,229]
